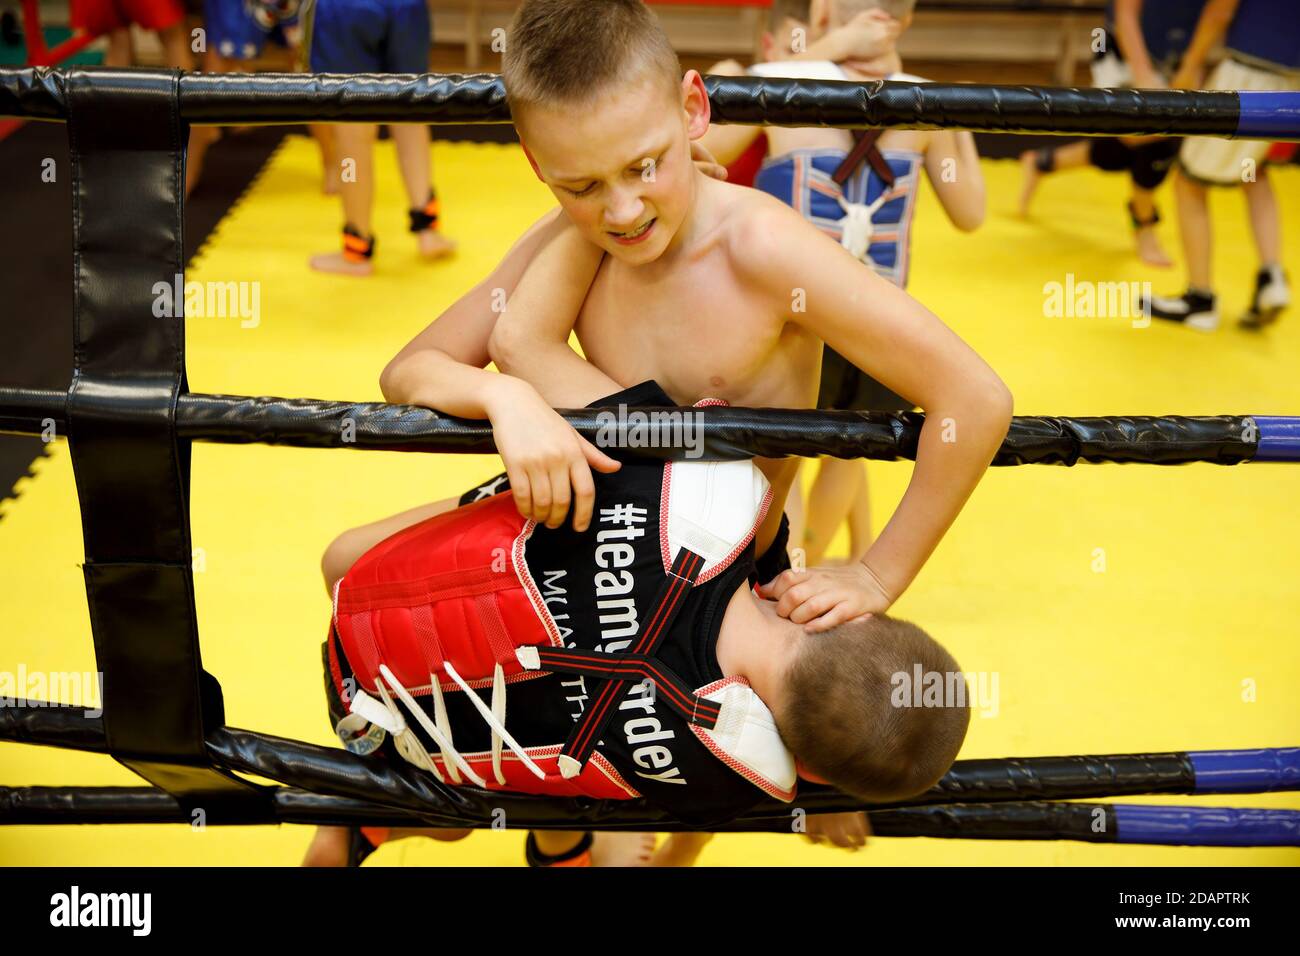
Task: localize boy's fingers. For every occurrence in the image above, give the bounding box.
[760,568,799,599]
[529,470,552,525]
[570,460,596,532]
[788,591,838,625]
[803,602,856,633]
[580,435,622,473]
[507,468,533,523]
[777,580,818,618]
[546,463,571,528]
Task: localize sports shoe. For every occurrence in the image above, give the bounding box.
[1145,289,1219,332]
[1239,266,1290,329]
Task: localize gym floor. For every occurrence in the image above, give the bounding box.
[1,129,1297,865]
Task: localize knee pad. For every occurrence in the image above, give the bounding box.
[1089,137,1132,173]
[1130,138,1182,191]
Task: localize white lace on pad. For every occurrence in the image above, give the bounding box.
[350,662,549,787]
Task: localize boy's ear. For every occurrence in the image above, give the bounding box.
[519,140,545,182]
[681,69,712,140]
[760,30,775,61]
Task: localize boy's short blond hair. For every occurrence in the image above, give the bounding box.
[503,0,682,125]
[777,614,970,803]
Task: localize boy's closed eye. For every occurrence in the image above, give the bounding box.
[559,151,670,197]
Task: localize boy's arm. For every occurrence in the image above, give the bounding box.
[380,207,567,412]
[923,129,985,233]
[1172,0,1241,88]
[1112,0,1163,89]
[487,221,622,408]
[381,208,621,533]
[740,202,1013,627]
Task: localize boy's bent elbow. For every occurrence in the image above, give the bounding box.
[486,322,519,373]
[379,359,404,403]
[955,206,985,233]
[984,376,1014,435]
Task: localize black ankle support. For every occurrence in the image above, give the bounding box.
[1034,147,1055,174]
[343,223,375,260]
[409,190,440,233]
[1128,200,1160,229]
[525,831,594,867]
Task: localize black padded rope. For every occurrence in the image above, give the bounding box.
[868,802,1119,843]
[0,387,1261,465]
[0,706,1212,829]
[905,752,1195,808]
[706,77,1240,137]
[0,786,1121,841]
[0,67,1244,137]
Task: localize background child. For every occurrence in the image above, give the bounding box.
[1147,0,1298,331]
[301,0,455,275]
[1018,0,1208,269]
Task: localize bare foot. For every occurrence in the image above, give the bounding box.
[1135,227,1173,268]
[589,832,658,867]
[650,832,713,867]
[1017,150,1042,217]
[301,825,350,867]
[310,251,374,277]
[416,229,457,260]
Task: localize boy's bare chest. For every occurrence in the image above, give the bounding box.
[574,256,819,409]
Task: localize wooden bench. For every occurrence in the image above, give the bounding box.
[448,0,772,70]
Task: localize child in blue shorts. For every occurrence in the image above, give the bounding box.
[302,0,456,275]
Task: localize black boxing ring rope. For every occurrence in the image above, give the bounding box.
[3,67,1300,139]
[0,67,1297,848]
[0,385,1288,465]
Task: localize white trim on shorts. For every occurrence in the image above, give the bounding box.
[1180,57,1300,186]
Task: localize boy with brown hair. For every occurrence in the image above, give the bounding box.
[319,0,1010,863]
[306,432,971,867]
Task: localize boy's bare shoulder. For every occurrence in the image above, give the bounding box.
[712,179,835,284]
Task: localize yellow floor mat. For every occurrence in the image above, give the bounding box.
[1,134,1297,866]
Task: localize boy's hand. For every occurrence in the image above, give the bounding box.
[803,811,871,850]
[691,140,729,181]
[487,381,622,532]
[835,10,902,65]
[759,561,893,633]
[1131,64,1167,90]
[1171,63,1204,90]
